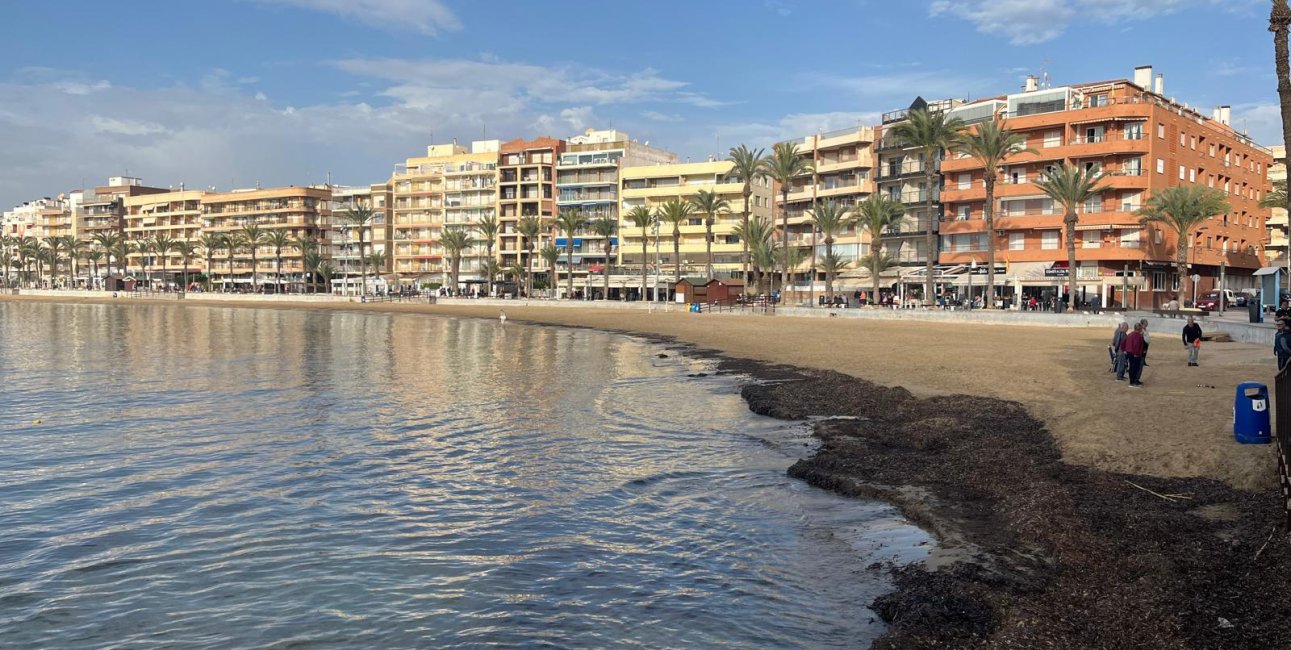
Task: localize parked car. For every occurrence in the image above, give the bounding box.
[1196,289,1236,312]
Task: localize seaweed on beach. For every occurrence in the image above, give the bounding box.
[735,364,1291,649]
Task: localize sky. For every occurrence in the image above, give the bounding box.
[0,0,1280,209]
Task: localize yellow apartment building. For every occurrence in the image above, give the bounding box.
[201,186,332,290]
[619,159,773,287]
[330,183,394,293]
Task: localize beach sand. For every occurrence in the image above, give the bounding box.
[2,295,1277,490]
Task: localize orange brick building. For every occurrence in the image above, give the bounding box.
[497,137,565,273]
[938,66,1271,308]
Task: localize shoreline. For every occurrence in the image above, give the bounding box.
[7,294,1291,646]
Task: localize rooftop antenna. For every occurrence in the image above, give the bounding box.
[1041,58,1051,89]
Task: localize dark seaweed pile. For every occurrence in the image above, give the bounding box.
[730,362,1291,649]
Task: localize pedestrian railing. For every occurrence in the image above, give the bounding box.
[1276,363,1291,532]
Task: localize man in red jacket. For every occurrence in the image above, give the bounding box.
[1122,323,1147,387]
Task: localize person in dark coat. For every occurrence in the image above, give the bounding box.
[1122,323,1147,387]
[1182,316,1203,367]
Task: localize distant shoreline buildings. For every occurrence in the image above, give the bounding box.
[0,64,1279,307]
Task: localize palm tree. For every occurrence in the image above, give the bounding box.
[291,234,317,293]
[265,230,292,293]
[818,252,850,300]
[1036,164,1109,311]
[35,246,52,285]
[440,227,473,295]
[854,194,906,304]
[62,236,84,286]
[727,145,768,284]
[891,108,966,305]
[858,251,897,294]
[153,234,176,290]
[175,241,197,294]
[1137,185,1232,307]
[240,224,266,291]
[138,238,157,289]
[92,233,121,276]
[480,258,503,296]
[626,205,654,301]
[1272,2,1291,193]
[750,238,778,296]
[735,215,776,296]
[690,189,730,281]
[588,215,617,298]
[657,198,695,285]
[366,251,389,283]
[317,261,336,294]
[954,116,1034,307]
[808,200,854,303]
[19,238,40,285]
[302,247,324,294]
[110,241,132,282]
[539,244,561,294]
[224,233,245,292]
[339,206,375,295]
[84,249,103,287]
[763,142,814,294]
[476,212,500,296]
[516,216,542,298]
[0,235,13,286]
[42,236,63,285]
[556,208,587,299]
[198,233,224,291]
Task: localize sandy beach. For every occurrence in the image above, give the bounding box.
[5,294,1273,490]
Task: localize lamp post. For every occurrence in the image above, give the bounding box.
[652,218,661,302]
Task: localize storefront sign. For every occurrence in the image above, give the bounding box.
[1044,268,1069,277]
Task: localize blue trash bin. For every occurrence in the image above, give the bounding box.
[1234,381,1271,444]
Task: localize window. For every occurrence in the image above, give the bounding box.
[1084,194,1102,213]
[1156,158,1165,174]
[1008,167,1025,184]
[1179,165,1186,180]
[1124,123,1145,140]
[1121,191,1142,212]
[1125,157,1143,176]
[958,173,971,190]
[1090,93,1109,107]
[1084,161,1102,174]
[1179,131,1186,146]
[1009,232,1025,250]
[1189,168,1196,183]
[1154,229,1163,244]
[1190,136,1197,150]
[1044,130,1062,148]
[1084,126,1105,143]
[1119,228,1141,248]
[1152,271,1167,292]
[957,205,970,221]
[1041,231,1060,250]
[1082,231,1101,249]
[1209,144,1216,157]
[1158,123,1165,139]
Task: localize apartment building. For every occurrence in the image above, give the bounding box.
[200,186,332,289]
[775,124,879,292]
[76,177,168,245]
[330,182,394,293]
[939,66,1271,308]
[497,137,564,280]
[390,140,498,286]
[875,97,965,288]
[619,159,773,292]
[1269,145,1287,269]
[123,189,207,282]
[555,129,676,293]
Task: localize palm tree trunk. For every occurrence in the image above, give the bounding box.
[358,229,367,295]
[872,233,883,305]
[984,175,997,309]
[603,241,611,299]
[825,239,834,302]
[1065,211,1078,311]
[705,217,714,281]
[808,226,818,306]
[276,252,283,292]
[250,248,258,291]
[640,228,648,301]
[1273,2,1291,214]
[566,241,575,299]
[1177,239,1189,307]
[673,232,681,286]
[780,188,790,296]
[525,246,533,298]
[924,158,937,306]
[741,187,751,285]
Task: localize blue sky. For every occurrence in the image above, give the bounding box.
[0,0,1278,209]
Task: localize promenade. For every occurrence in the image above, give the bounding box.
[3,289,1280,490]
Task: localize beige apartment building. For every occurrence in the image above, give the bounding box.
[76,177,168,246]
[123,189,207,283]
[201,186,332,289]
[619,159,773,291]
[390,140,499,286]
[555,129,676,295]
[1269,145,1287,271]
[775,125,879,292]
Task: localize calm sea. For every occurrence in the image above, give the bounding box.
[0,302,928,648]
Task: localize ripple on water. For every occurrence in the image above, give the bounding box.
[0,302,930,649]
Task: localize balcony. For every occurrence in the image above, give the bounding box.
[879,161,929,179]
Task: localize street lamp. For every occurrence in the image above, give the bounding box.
[652,217,661,303]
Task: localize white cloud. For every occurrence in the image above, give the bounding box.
[801,69,989,103]
[89,116,168,137]
[248,0,461,35]
[53,79,111,95]
[641,110,683,122]
[930,0,1260,45]
[1230,103,1284,147]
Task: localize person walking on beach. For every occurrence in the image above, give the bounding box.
[1110,322,1129,377]
[1138,318,1152,366]
[1123,323,1147,387]
[1182,316,1203,367]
